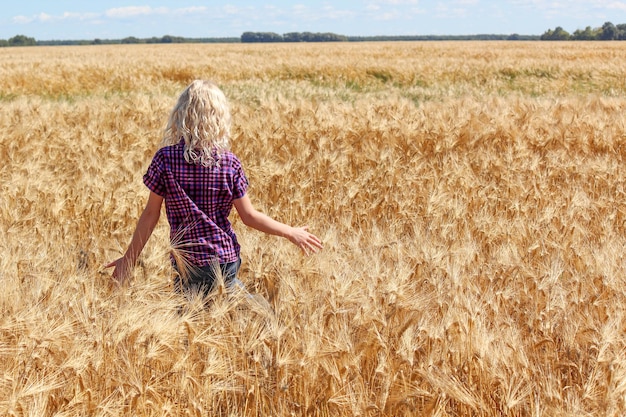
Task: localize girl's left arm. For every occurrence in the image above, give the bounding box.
[106,191,164,284]
[234,194,323,255]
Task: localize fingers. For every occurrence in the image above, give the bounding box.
[111,275,125,287]
[306,236,323,252]
[105,257,123,269]
[295,227,323,255]
[104,258,129,285]
[110,268,128,286]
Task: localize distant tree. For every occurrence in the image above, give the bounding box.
[242,31,347,43]
[541,22,626,41]
[540,26,570,40]
[240,32,255,42]
[8,34,36,46]
[283,32,302,42]
[540,29,554,40]
[93,38,103,45]
[600,21,617,40]
[144,35,185,44]
[300,32,315,42]
[572,26,598,40]
[0,39,8,47]
[316,32,347,42]
[121,36,141,44]
[274,31,347,42]
[241,32,283,42]
[552,26,570,40]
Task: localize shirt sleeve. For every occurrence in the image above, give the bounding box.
[143,151,167,197]
[232,156,249,200]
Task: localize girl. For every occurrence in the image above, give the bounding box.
[107,80,323,295]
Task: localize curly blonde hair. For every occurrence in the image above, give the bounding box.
[162,80,231,167]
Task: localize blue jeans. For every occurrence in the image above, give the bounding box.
[173,258,243,297]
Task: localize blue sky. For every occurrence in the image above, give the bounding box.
[2,1,626,41]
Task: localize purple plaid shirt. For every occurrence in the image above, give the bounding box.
[143,140,248,266]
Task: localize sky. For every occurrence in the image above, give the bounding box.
[2,1,626,41]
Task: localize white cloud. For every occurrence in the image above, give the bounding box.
[12,11,98,24]
[221,5,245,15]
[376,0,419,4]
[365,0,419,12]
[365,0,425,20]
[606,1,626,11]
[11,6,204,26]
[379,11,402,20]
[506,0,626,20]
[36,12,53,22]
[11,15,33,24]
[105,6,168,18]
[435,2,472,18]
[62,11,99,21]
[292,4,308,14]
[320,5,356,20]
[175,6,209,15]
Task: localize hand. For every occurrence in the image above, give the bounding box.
[105,257,132,285]
[287,226,323,255]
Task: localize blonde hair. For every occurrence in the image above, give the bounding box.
[162,80,231,167]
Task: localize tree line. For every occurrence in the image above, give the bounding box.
[0,33,537,47]
[0,34,37,47]
[241,32,348,42]
[0,34,239,47]
[241,32,540,42]
[541,22,626,40]
[348,34,538,41]
[2,22,626,47]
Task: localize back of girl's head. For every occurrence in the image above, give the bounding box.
[162,80,231,166]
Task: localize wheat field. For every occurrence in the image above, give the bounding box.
[1,41,626,416]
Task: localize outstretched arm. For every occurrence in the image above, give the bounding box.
[233,194,323,255]
[106,191,164,283]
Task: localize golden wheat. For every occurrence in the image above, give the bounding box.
[1,41,626,416]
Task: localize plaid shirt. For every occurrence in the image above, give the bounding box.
[143,140,248,266]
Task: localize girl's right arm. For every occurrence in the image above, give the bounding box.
[106,191,164,283]
[233,195,323,255]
